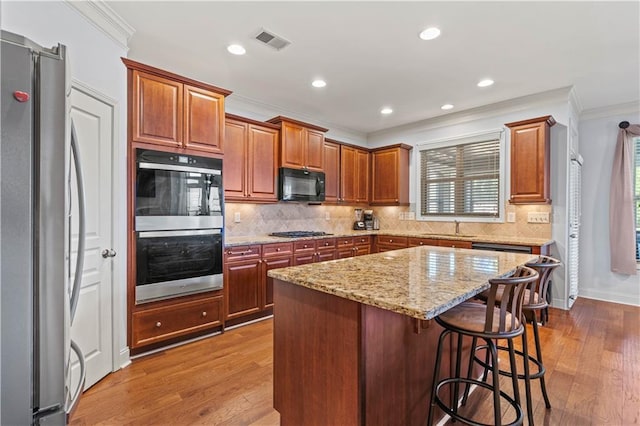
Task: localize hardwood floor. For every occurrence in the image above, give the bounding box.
[70,298,639,425]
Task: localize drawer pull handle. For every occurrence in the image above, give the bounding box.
[155,322,162,328]
[202,311,207,317]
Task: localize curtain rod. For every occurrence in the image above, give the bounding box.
[619,121,630,129]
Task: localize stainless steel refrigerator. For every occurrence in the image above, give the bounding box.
[1,31,86,424]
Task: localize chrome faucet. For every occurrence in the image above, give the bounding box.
[454,220,460,235]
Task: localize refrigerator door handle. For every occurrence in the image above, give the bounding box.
[65,338,85,418]
[70,120,86,323]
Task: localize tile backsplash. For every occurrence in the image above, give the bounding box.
[224,203,552,239]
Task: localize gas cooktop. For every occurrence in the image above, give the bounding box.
[269,231,333,238]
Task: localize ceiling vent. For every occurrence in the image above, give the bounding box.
[254,28,291,51]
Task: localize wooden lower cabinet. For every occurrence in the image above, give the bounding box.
[293,238,336,264]
[408,237,439,247]
[131,295,223,349]
[262,242,294,309]
[376,235,408,252]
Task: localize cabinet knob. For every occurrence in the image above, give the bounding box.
[325,242,330,246]
[276,248,281,252]
[390,239,393,243]
[304,244,308,248]
[202,311,207,317]
[419,242,424,245]
[395,199,398,202]
[155,322,162,328]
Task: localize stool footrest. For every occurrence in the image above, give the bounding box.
[473,344,546,380]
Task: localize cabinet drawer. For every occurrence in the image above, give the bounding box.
[262,242,293,257]
[408,237,439,247]
[354,236,372,246]
[225,245,261,262]
[317,238,336,251]
[294,240,316,253]
[336,237,354,247]
[438,240,473,249]
[132,296,222,348]
[376,235,408,247]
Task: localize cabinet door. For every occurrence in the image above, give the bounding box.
[224,259,262,320]
[132,70,183,147]
[354,246,370,256]
[371,149,400,204]
[336,247,355,259]
[316,250,336,262]
[355,149,370,203]
[408,238,439,247]
[281,122,306,169]
[305,128,325,171]
[323,141,340,203]
[340,146,357,203]
[262,256,292,308]
[247,125,279,201]
[294,253,316,266]
[224,119,248,199]
[183,85,224,153]
[437,240,473,249]
[508,118,552,204]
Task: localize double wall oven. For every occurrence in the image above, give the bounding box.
[135,149,224,303]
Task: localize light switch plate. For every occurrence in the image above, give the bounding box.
[527,212,549,223]
[234,212,241,223]
[325,212,331,220]
[507,212,516,223]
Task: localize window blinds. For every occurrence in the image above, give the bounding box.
[420,138,500,217]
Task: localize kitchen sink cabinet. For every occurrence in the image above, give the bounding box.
[267,116,328,172]
[323,140,340,203]
[224,114,279,202]
[124,58,231,155]
[506,115,555,204]
[370,144,412,206]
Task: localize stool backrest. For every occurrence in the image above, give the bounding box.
[523,256,562,309]
[483,266,538,333]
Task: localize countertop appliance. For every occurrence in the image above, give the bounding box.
[135,149,224,303]
[353,209,366,230]
[279,167,325,202]
[1,31,86,424]
[364,209,374,230]
[269,231,333,238]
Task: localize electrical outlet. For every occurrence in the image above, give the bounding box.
[507,212,516,223]
[399,212,405,220]
[325,212,331,220]
[527,212,549,223]
[407,211,415,220]
[234,212,241,223]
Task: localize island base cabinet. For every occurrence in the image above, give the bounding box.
[273,279,458,426]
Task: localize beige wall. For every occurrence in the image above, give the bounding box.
[225,203,551,239]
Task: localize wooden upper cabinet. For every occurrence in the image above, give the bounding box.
[339,145,369,203]
[267,116,328,172]
[506,115,555,204]
[323,140,340,203]
[124,58,231,154]
[224,114,279,202]
[183,85,225,153]
[370,144,412,205]
[132,70,183,147]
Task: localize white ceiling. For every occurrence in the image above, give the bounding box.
[108,1,639,135]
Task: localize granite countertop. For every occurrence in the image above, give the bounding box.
[225,230,552,248]
[268,246,537,320]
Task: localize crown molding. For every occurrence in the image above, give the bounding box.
[64,0,134,51]
[368,87,573,139]
[580,101,640,121]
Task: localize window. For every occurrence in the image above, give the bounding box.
[417,130,504,221]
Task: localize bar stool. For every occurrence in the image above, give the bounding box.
[427,266,539,426]
[473,255,561,425]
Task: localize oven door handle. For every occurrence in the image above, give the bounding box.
[138,229,222,238]
[138,161,221,175]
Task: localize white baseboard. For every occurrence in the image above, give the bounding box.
[118,347,131,370]
[551,298,568,310]
[578,290,640,307]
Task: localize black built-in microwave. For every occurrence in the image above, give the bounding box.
[279,167,325,202]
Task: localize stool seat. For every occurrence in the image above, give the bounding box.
[438,302,521,334]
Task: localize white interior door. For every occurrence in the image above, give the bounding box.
[69,85,114,389]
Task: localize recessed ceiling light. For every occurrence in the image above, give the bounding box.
[380,107,393,115]
[312,79,327,88]
[227,44,246,55]
[477,79,494,88]
[441,104,454,110]
[419,27,441,41]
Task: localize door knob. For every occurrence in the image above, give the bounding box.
[101,249,117,258]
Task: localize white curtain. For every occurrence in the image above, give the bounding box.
[609,123,640,275]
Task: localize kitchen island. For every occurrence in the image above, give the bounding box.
[268,245,536,426]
